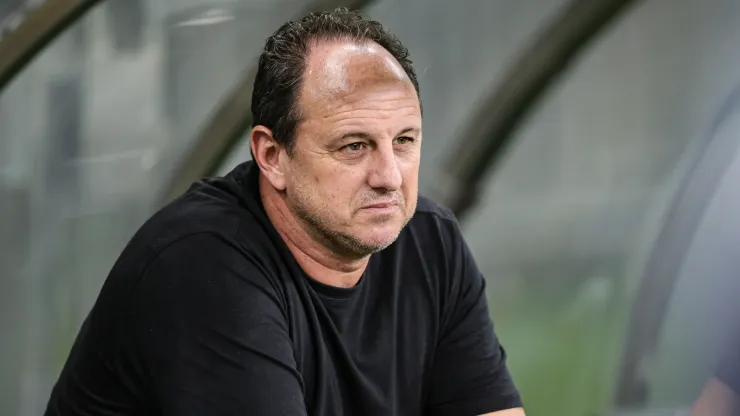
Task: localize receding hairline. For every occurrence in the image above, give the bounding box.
[305,36,410,76]
[293,36,416,118]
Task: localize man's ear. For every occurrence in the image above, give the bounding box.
[250,125,287,191]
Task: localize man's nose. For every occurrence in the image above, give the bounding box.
[367,144,402,191]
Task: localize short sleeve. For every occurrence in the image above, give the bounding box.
[424,220,522,416]
[127,233,307,415]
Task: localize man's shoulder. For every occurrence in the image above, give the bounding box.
[150,178,253,237]
[406,195,461,238]
[115,176,278,279]
[104,187,289,318]
[392,196,464,265]
[163,172,272,237]
[412,195,458,224]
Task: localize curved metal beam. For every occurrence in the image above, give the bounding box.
[0,0,101,91]
[435,0,642,220]
[612,86,740,408]
[162,0,378,203]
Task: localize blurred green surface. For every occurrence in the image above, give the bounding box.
[491,276,631,416]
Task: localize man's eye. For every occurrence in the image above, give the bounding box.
[344,143,365,152]
[395,136,413,145]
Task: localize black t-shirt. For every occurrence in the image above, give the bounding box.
[45,161,521,416]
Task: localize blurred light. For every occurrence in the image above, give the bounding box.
[176,9,235,27]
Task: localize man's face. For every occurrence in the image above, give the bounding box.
[281,40,422,258]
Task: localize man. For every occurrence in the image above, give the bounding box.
[45,8,524,416]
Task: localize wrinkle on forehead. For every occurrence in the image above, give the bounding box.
[301,39,412,108]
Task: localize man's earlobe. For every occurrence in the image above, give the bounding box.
[250,125,288,191]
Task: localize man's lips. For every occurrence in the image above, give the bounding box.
[364,202,395,208]
[361,200,401,210]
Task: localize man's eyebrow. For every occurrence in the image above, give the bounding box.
[340,132,373,140]
[398,127,421,136]
[334,127,421,144]
[331,132,373,146]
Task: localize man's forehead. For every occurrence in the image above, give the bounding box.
[303,39,411,96]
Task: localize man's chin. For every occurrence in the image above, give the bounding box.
[358,227,404,251]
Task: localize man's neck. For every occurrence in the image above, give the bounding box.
[259,176,368,288]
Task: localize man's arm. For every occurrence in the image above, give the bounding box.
[480,410,526,416]
[127,234,307,415]
[691,378,740,416]
[423,218,524,416]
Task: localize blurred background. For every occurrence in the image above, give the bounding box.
[2,0,740,415]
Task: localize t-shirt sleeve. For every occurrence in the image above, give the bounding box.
[424,218,522,416]
[127,233,307,416]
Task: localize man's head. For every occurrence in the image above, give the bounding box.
[250,8,422,260]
